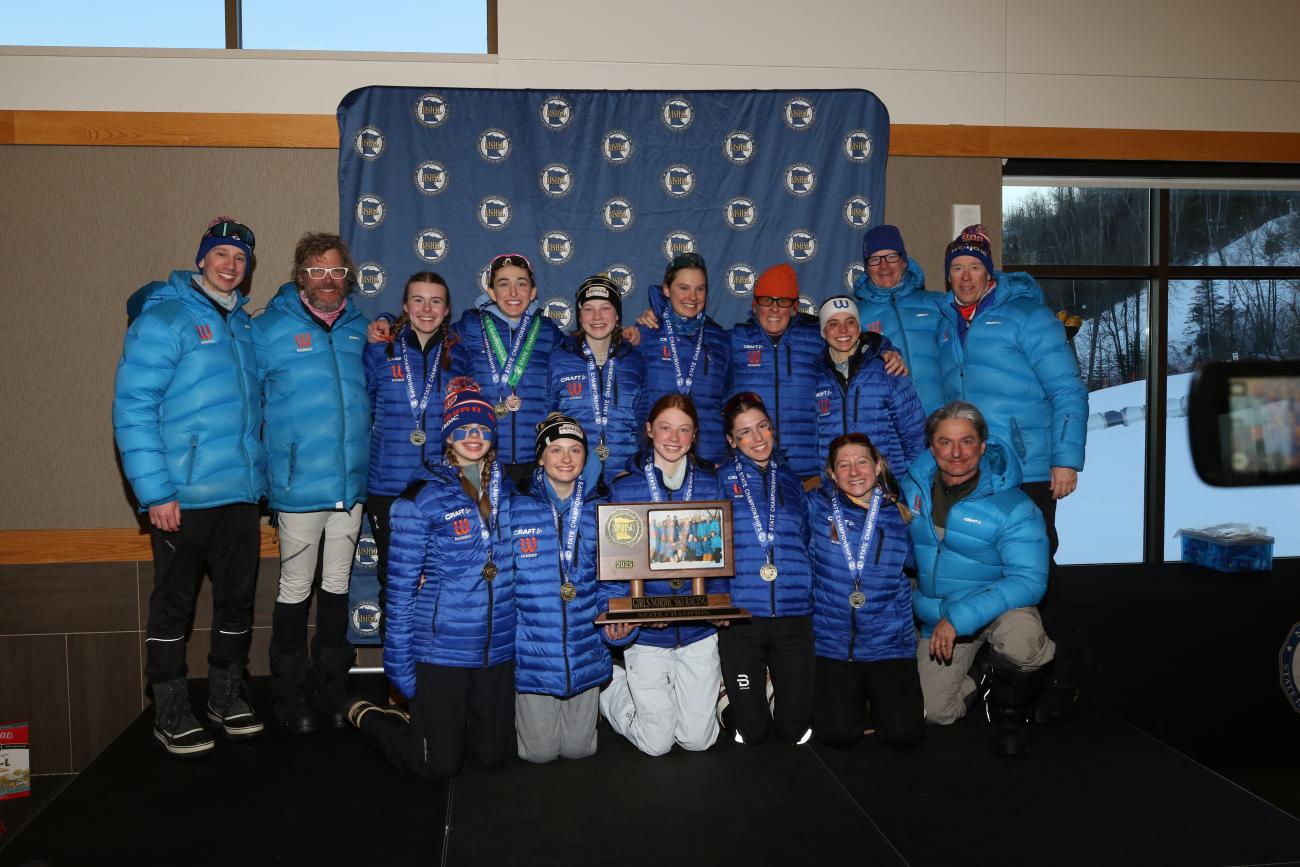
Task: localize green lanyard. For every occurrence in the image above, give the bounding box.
[482,311,542,391]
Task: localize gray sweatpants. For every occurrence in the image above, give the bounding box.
[515,687,600,763]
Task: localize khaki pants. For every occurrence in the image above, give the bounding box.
[916,607,1055,725]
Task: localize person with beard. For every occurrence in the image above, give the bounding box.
[253,232,370,735]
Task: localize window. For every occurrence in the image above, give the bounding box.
[1003,177,1300,566]
[6,3,225,49]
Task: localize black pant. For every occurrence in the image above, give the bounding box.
[717,616,815,745]
[364,494,396,638]
[361,661,516,778]
[1019,481,1059,563]
[145,502,260,683]
[814,656,924,750]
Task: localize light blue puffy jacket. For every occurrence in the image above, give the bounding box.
[852,258,946,415]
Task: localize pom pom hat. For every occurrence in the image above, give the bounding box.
[442,377,498,438]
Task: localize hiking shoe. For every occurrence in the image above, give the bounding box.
[206,662,264,738]
[152,678,215,758]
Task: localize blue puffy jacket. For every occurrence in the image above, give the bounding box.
[364,326,468,497]
[727,314,825,478]
[901,439,1048,638]
[636,288,731,464]
[451,300,563,467]
[852,258,946,415]
[814,334,927,479]
[607,453,726,649]
[717,452,813,618]
[384,462,516,697]
[113,271,266,510]
[510,469,611,697]
[252,283,370,512]
[936,271,1088,483]
[805,484,914,662]
[546,333,645,484]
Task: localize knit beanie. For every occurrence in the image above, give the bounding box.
[944,224,995,277]
[442,377,499,438]
[535,412,587,460]
[753,263,799,299]
[818,296,858,333]
[862,225,907,263]
[195,216,255,268]
[575,274,622,318]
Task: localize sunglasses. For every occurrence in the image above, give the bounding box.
[490,253,533,272]
[722,391,765,416]
[205,221,256,250]
[451,427,494,442]
[754,296,796,308]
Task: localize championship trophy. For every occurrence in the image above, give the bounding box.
[594,500,750,624]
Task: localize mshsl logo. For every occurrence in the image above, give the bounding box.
[354,535,378,568]
[844,129,873,162]
[843,195,871,228]
[478,128,512,163]
[354,125,385,160]
[785,163,816,196]
[414,92,449,127]
[355,194,385,229]
[357,262,387,298]
[414,161,449,196]
[783,96,815,130]
[478,196,512,230]
[723,130,756,164]
[661,97,693,131]
[663,230,696,260]
[606,264,635,297]
[603,130,633,164]
[540,96,572,130]
[844,262,865,290]
[663,165,695,198]
[540,163,573,198]
[786,229,818,262]
[603,197,634,231]
[725,197,757,231]
[1281,622,1300,714]
[543,298,573,329]
[725,263,757,298]
[541,230,574,265]
[414,228,449,264]
[349,600,381,639]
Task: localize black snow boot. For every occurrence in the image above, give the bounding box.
[270,647,319,735]
[152,678,215,758]
[308,639,355,730]
[985,664,1037,758]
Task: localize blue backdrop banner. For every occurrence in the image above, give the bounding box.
[337,86,889,328]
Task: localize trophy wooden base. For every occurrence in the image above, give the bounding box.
[595,593,752,625]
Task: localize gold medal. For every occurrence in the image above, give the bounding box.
[849,590,866,609]
[760,562,778,582]
[409,430,427,446]
[505,393,523,412]
[494,402,509,418]
[669,578,684,590]
[481,561,498,581]
[560,581,577,602]
[595,442,610,461]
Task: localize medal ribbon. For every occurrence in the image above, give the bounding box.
[643,455,694,504]
[582,342,616,444]
[734,455,777,560]
[829,488,882,590]
[481,308,541,398]
[546,478,586,582]
[480,463,502,559]
[398,330,443,429]
[662,313,706,394]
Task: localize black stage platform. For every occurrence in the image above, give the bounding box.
[2,675,1299,867]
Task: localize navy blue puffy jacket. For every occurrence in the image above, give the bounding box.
[805,484,914,662]
[727,314,825,478]
[384,462,516,697]
[901,438,1048,638]
[451,302,563,466]
[252,283,370,512]
[814,334,927,479]
[510,470,611,697]
[635,288,731,464]
[546,334,645,484]
[608,453,725,649]
[364,327,468,496]
[717,453,813,617]
[113,271,266,510]
[935,271,1088,482]
[852,258,947,415]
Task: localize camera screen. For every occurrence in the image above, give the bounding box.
[1225,375,1300,474]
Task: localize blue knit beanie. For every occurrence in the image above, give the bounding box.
[442,377,499,438]
[944,224,995,277]
[195,216,255,268]
[862,225,907,264]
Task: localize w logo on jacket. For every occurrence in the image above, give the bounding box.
[519,536,538,554]
[390,364,404,381]
[567,380,583,397]
[195,324,213,343]
[452,518,472,536]
[294,332,312,351]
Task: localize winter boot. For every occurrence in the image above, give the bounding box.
[270,648,319,735]
[347,699,410,729]
[308,640,355,730]
[206,661,264,738]
[152,678,215,758]
[1034,656,1081,725]
[985,664,1035,758]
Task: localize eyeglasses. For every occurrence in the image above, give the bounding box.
[302,267,350,280]
[865,252,902,266]
[205,220,256,250]
[451,427,494,442]
[754,296,796,308]
[490,253,533,271]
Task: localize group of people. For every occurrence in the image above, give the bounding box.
[113,214,1086,772]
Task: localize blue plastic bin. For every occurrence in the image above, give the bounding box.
[1180,528,1274,573]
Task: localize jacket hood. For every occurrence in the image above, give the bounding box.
[905,435,1023,496]
[852,257,926,304]
[142,270,252,315]
[943,270,1045,312]
[474,293,540,324]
